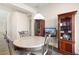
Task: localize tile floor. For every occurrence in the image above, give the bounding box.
[13,46,62,55]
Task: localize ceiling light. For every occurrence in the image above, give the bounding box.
[33,13,45,19]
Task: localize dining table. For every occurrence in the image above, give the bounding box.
[13,36,45,54]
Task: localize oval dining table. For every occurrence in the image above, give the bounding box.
[13,36,45,55]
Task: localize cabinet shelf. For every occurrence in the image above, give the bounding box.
[59,39,74,43]
[60,31,71,33]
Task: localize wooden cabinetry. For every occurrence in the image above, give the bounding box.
[58,11,77,54]
[35,20,45,36]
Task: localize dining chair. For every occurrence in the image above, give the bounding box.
[4,34,27,55]
[4,34,14,55]
[18,31,29,38]
[6,39,28,55]
[31,34,52,55]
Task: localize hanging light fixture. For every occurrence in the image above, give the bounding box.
[33,13,45,19]
[33,4,45,20]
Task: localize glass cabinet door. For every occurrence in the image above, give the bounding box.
[59,17,71,41]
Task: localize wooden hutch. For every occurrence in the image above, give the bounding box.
[35,20,45,36]
[58,11,77,54]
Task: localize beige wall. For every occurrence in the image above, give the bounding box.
[39,3,79,54]
[75,12,79,54]
[39,3,79,28]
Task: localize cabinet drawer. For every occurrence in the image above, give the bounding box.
[65,43,72,53]
[59,40,73,54]
[59,41,65,51]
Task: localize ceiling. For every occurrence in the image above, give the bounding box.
[24,3,51,8]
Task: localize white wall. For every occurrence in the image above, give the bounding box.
[0,3,37,14]
[16,11,30,39]
[10,3,37,14]
[0,5,14,41]
[0,5,13,54]
[38,3,79,54]
[0,4,36,54]
[11,11,30,40]
[17,12,29,32]
[0,3,37,36]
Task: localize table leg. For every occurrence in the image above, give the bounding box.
[26,48,32,55]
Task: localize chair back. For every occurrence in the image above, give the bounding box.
[18,31,29,38]
[4,34,14,55]
[42,34,51,55]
